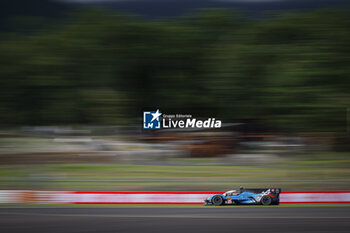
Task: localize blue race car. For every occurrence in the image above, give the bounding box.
[204,187,281,206]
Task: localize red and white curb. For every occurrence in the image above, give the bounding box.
[280,191,350,204]
[1,191,350,204]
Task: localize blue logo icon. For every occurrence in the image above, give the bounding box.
[143,110,162,129]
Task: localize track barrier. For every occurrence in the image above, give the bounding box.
[1,190,349,204]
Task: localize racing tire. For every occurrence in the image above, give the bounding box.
[260,195,272,205]
[212,195,224,206]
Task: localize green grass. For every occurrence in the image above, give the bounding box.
[0,155,350,191]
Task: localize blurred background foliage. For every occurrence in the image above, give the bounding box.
[0,2,349,191]
[0,8,349,133]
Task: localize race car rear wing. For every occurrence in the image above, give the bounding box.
[245,188,281,196]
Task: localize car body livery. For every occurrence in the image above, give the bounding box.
[204,188,281,206]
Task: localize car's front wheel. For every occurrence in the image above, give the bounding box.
[212,195,224,206]
[260,195,272,205]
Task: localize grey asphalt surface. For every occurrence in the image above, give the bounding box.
[0,206,349,233]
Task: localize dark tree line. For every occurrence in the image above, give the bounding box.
[0,8,349,132]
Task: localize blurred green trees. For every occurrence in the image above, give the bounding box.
[0,9,349,132]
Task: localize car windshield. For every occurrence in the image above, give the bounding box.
[224,190,238,196]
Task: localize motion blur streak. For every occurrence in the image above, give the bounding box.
[0,5,349,131]
[0,0,350,199]
[0,207,350,233]
[0,1,349,232]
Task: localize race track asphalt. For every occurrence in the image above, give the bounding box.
[0,206,349,233]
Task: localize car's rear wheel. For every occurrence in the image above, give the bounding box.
[260,195,272,205]
[212,195,224,206]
